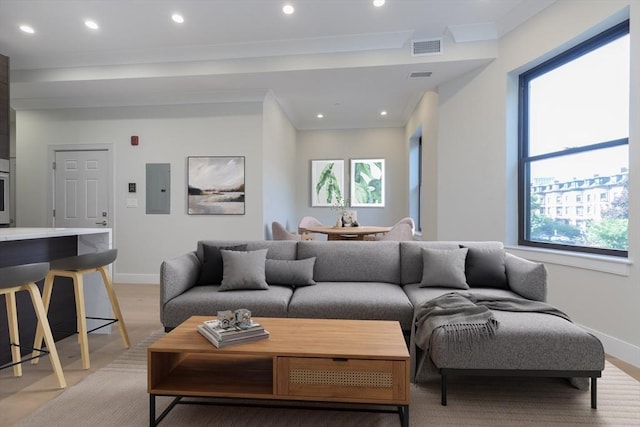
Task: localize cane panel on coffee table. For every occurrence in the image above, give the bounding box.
[148,316,410,426]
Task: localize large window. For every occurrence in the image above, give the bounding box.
[518,20,629,257]
[409,135,422,233]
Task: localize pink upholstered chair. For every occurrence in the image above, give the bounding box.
[375,217,416,241]
[272,221,301,240]
[298,216,326,240]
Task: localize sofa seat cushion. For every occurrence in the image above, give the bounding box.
[162,284,293,328]
[429,310,605,372]
[288,282,414,330]
[403,284,521,309]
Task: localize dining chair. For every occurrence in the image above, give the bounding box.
[272,221,301,240]
[375,217,416,241]
[298,216,327,240]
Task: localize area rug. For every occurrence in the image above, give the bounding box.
[12,330,640,426]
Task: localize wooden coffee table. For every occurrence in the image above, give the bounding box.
[148,316,410,426]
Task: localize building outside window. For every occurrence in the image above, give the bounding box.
[518,20,629,256]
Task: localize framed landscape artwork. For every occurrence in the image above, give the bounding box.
[187,156,245,215]
[350,158,385,207]
[311,159,344,207]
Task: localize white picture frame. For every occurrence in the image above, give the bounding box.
[350,158,385,207]
[311,159,345,207]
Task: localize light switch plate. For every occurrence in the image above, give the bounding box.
[126,198,138,208]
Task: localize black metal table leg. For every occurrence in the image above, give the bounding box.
[149,394,155,427]
[399,404,410,427]
[441,374,447,405]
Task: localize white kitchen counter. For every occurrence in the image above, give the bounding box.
[0,227,111,241]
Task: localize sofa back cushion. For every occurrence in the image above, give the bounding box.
[400,241,460,285]
[400,241,507,288]
[197,240,298,262]
[297,241,401,284]
[196,241,298,285]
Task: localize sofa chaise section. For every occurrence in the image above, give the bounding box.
[400,241,604,408]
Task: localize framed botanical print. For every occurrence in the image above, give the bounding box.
[187,156,245,215]
[350,158,385,207]
[311,159,345,207]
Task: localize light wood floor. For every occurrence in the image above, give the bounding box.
[1,283,638,426]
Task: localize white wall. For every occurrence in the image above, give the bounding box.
[434,0,639,365]
[295,127,408,227]
[16,103,264,283]
[262,92,298,237]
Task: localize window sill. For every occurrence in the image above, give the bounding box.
[504,245,632,276]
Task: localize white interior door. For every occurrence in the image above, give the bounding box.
[54,150,110,228]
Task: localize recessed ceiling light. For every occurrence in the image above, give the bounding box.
[380,110,388,116]
[84,20,99,30]
[373,0,386,7]
[19,25,35,34]
[283,4,295,15]
[317,113,324,119]
[172,14,184,24]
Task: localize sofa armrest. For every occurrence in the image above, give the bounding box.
[160,251,200,306]
[505,252,547,302]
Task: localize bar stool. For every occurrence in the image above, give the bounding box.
[0,262,66,388]
[32,249,130,370]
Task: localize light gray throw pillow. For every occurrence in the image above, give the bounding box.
[420,247,469,289]
[265,257,316,287]
[218,249,269,291]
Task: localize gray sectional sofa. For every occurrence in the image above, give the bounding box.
[160,239,604,407]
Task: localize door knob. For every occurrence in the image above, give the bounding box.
[96,220,108,226]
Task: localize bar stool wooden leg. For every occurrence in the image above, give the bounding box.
[98,266,130,348]
[71,271,91,370]
[5,290,22,377]
[31,272,55,365]
[25,283,66,388]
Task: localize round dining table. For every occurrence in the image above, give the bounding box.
[300,225,392,240]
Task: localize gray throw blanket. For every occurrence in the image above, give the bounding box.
[415,291,570,353]
[412,291,572,383]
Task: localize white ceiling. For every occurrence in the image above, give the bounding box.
[0,0,555,130]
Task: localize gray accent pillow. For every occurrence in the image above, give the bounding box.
[420,247,469,289]
[218,249,269,291]
[197,244,247,285]
[461,244,508,288]
[265,257,316,287]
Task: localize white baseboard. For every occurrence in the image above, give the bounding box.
[579,323,640,368]
[114,273,159,284]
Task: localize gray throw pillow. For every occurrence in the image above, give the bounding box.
[460,244,508,288]
[420,247,469,289]
[197,244,247,285]
[265,257,316,287]
[218,249,269,291]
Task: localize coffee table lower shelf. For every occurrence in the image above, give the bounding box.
[149,393,409,427]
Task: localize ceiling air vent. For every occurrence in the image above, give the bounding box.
[409,71,433,79]
[411,38,442,56]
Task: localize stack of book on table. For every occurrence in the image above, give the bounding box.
[197,319,269,348]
